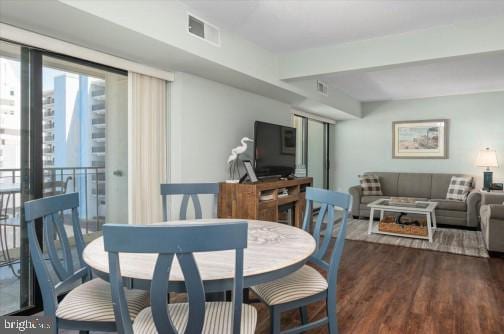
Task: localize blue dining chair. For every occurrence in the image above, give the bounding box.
[103,221,257,334]
[24,193,149,334]
[160,183,220,221]
[251,187,351,334]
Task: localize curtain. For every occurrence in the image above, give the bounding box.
[129,72,168,224]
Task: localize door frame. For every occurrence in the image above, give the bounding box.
[293,114,330,189]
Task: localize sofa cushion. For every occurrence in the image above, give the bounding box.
[431,199,467,212]
[359,175,383,196]
[446,176,473,201]
[436,209,466,219]
[431,173,466,199]
[368,172,399,196]
[397,173,432,198]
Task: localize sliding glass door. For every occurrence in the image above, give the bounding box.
[0,40,28,315]
[0,39,128,315]
[41,54,128,234]
[293,115,329,189]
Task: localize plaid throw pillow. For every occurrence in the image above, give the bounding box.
[446,176,473,201]
[359,174,383,196]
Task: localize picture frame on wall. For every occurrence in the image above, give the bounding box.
[392,119,449,159]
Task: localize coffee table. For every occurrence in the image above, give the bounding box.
[367,199,438,242]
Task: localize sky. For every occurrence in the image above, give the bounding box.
[0,55,88,92]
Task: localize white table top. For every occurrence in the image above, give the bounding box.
[83,219,316,285]
[368,198,438,213]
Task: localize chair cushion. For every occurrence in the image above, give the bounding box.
[431,199,467,212]
[56,278,149,322]
[251,265,327,306]
[132,302,257,334]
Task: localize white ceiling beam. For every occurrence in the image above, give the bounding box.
[280,16,504,80]
[40,0,361,119]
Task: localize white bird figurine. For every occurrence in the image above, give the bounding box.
[227,137,254,179]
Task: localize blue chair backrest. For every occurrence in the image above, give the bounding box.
[103,221,248,334]
[24,193,89,316]
[301,187,351,287]
[160,183,220,220]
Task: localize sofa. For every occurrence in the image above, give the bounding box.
[480,193,504,253]
[349,172,481,228]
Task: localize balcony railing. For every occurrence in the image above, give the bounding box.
[0,166,107,294]
[0,166,105,233]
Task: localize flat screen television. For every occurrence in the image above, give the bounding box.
[254,121,296,178]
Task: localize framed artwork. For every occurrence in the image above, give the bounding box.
[392,119,449,159]
[281,127,296,155]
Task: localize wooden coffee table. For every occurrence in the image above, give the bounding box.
[367,199,438,242]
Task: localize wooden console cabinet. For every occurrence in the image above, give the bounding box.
[218,177,313,228]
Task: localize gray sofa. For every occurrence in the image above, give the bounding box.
[349,172,481,228]
[480,193,504,253]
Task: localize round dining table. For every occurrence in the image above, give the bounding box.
[83,219,316,292]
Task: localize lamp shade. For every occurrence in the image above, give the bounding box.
[476,148,499,167]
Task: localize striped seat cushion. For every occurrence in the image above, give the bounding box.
[251,265,327,306]
[56,278,149,322]
[132,302,257,334]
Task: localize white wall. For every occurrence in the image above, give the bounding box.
[332,91,504,192]
[169,72,292,184]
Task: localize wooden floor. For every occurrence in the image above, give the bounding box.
[253,240,504,334]
[62,240,504,334]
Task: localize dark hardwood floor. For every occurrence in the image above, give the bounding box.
[254,240,504,334]
[61,240,504,334]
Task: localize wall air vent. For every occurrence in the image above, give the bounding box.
[188,14,221,46]
[316,80,328,96]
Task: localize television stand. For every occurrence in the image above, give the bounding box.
[218,177,313,228]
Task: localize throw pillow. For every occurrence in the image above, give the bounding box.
[446,176,473,201]
[359,174,383,196]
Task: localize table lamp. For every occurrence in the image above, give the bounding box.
[476,148,499,191]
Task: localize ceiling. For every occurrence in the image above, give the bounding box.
[180,0,504,53]
[319,52,504,102]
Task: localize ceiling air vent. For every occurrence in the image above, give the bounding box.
[188,14,220,46]
[316,80,328,96]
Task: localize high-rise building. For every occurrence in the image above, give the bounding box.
[42,73,107,221]
[0,58,21,172]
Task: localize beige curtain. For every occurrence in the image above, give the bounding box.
[129,72,168,224]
